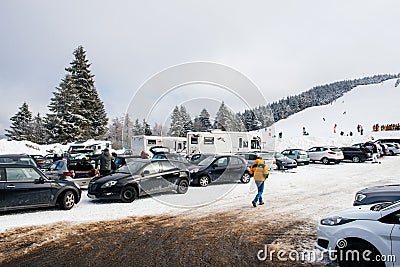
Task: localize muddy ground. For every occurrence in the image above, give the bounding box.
[0,209,322,266]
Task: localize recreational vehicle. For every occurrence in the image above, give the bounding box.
[131,135,186,157]
[186,130,262,156]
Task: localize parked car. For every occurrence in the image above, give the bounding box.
[339,146,371,163]
[45,158,98,189]
[384,143,400,156]
[0,164,81,211]
[236,151,297,170]
[316,202,400,266]
[189,155,250,186]
[281,149,310,165]
[152,153,192,166]
[307,146,344,164]
[30,155,53,169]
[87,159,190,202]
[354,184,400,206]
[362,142,384,157]
[0,154,38,167]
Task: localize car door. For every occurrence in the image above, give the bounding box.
[227,156,246,181]
[139,162,162,194]
[0,168,5,210]
[209,156,229,182]
[307,147,318,161]
[159,161,182,190]
[4,166,52,209]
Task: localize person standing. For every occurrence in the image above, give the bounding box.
[97,148,114,176]
[249,156,269,207]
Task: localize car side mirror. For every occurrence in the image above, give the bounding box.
[34,177,44,184]
[141,170,150,176]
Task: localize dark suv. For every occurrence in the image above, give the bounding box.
[340,146,371,163]
[0,164,81,211]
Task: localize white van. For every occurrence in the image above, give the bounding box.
[131,135,186,157]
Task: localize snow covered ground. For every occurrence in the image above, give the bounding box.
[1,155,399,232]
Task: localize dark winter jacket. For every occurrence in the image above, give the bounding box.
[99,151,113,171]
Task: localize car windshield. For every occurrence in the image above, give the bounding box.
[198,156,216,166]
[274,152,284,158]
[117,161,148,174]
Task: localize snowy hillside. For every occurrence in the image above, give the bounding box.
[273,79,400,138]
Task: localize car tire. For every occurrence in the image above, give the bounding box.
[176,179,189,194]
[337,240,384,267]
[352,156,361,163]
[59,190,76,210]
[390,151,395,156]
[198,176,210,187]
[120,186,137,203]
[321,157,329,165]
[304,162,310,165]
[240,172,251,183]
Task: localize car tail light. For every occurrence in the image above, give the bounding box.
[94,169,99,175]
[328,152,336,155]
[273,160,276,165]
[297,155,300,159]
[37,160,44,164]
[63,171,74,177]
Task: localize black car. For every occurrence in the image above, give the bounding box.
[189,155,250,187]
[354,185,400,206]
[0,164,81,211]
[87,159,190,203]
[340,146,371,163]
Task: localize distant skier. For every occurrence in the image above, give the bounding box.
[323,117,326,121]
[334,124,337,134]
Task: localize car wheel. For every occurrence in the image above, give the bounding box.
[59,190,75,210]
[321,157,329,165]
[177,179,189,194]
[352,156,361,163]
[337,240,384,267]
[304,162,310,165]
[240,172,251,183]
[390,151,395,156]
[120,186,137,203]
[198,176,210,187]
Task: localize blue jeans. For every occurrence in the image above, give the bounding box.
[253,180,264,204]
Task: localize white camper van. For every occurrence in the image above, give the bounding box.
[186,130,261,156]
[131,135,186,157]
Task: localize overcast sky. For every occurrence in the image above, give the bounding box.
[1,0,399,135]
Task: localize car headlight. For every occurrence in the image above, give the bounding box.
[101,181,117,188]
[355,193,367,202]
[190,168,199,173]
[320,216,355,226]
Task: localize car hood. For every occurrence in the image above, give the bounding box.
[358,184,400,194]
[90,172,133,183]
[322,205,383,221]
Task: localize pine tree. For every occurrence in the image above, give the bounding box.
[199,108,212,131]
[5,102,33,141]
[132,119,144,135]
[169,106,183,137]
[152,123,164,136]
[143,119,152,136]
[30,113,47,144]
[193,116,202,132]
[65,45,108,140]
[180,106,193,136]
[214,102,233,131]
[108,117,123,149]
[122,114,133,147]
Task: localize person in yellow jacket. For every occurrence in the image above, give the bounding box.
[249,156,269,207]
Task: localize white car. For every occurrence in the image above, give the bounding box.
[385,143,400,156]
[307,146,344,164]
[316,202,400,266]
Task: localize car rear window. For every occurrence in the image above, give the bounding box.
[298,151,307,155]
[330,147,341,152]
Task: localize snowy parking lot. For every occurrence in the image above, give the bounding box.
[1,155,399,232]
